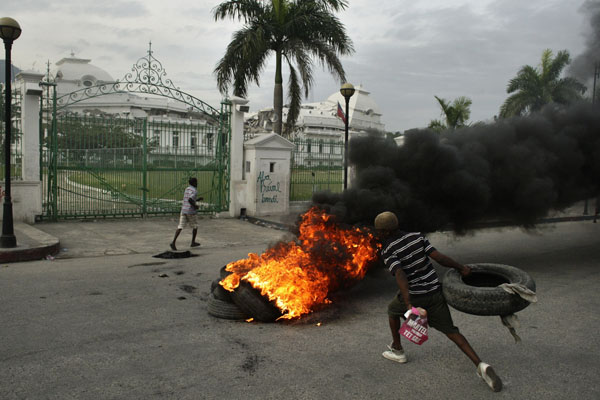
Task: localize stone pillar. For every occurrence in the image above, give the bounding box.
[228,96,249,217]
[2,71,44,223]
[17,71,44,181]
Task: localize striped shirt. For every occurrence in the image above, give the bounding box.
[381,231,440,295]
[181,185,198,215]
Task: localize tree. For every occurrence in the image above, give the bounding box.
[499,49,586,118]
[213,0,354,135]
[428,95,472,132]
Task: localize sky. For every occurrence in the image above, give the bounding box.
[1,0,595,132]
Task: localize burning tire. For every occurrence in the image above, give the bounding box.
[211,278,233,303]
[207,293,249,320]
[220,266,231,279]
[230,281,283,322]
[442,263,536,316]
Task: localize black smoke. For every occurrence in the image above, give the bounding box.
[570,1,600,82]
[313,103,600,233]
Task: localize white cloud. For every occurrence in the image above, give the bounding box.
[2,0,591,131]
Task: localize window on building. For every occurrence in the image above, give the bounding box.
[270,162,275,173]
[319,140,323,153]
[207,133,214,152]
[172,131,179,148]
[81,75,95,87]
[190,132,197,150]
[307,140,312,153]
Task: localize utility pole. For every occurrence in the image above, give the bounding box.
[594,62,599,223]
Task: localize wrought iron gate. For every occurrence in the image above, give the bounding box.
[39,47,231,220]
[290,138,344,201]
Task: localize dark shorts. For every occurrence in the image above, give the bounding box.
[387,290,459,334]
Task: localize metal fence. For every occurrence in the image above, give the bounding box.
[290,138,344,201]
[40,113,229,219]
[0,87,23,182]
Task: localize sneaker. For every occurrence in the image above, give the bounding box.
[191,242,201,248]
[477,362,502,392]
[382,344,407,363]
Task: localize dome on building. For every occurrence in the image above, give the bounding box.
[54,56,114,87]
[326,85,382,117]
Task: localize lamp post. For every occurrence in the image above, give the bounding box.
[594,62,600,223]
[593,62,599,106]
[584,62,599,216]
[340,82,355,190]
[0,17,22,248]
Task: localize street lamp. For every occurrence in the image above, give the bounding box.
[340,82,355,190]
[594,62,600,223]
[0,17,22,248]
[584,62,599,216]
[592,62,599,106]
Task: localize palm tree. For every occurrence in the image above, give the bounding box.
[213,0,354,135]
[428,95,472,132]
[499,49,586,118]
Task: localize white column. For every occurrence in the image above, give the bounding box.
[228,96,249,217]
[6,71,44,223]
[17,71,44,181]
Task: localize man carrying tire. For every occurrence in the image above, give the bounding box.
[374,211,502,392]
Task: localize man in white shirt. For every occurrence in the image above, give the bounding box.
[170,177,201,250]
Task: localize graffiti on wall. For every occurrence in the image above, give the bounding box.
[257,170,281,203]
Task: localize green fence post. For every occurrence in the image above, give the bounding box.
[51,88,58,220]
[142,118,147,216]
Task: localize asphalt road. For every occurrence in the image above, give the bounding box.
[1,217,599,399]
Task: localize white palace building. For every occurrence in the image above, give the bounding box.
[246,85,386,141]
[48,56,387,155]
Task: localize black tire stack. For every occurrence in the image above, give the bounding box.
[207,266,283,322]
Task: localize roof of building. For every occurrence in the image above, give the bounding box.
[54,56,114,85]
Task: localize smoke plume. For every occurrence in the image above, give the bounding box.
[570,0,600,81]
[313,103,600,233]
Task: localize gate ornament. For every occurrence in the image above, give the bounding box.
[56,42,220,119]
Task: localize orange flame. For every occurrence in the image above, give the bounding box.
[220,207,380,319]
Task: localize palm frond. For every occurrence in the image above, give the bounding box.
[213,0,265,22]
[544,50,571,84]
[284,65,302,135]
[287,4,354,55]
[214,24,270,96]
[315,0,349,12]
[500,92,535,118]
[551,77,586,104]
[285,42,314,97]
[506,66,540,94]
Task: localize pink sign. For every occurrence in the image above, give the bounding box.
[399,314,429,345]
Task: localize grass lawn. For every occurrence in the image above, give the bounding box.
[52,168,342,203]
[65,169,224,200]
